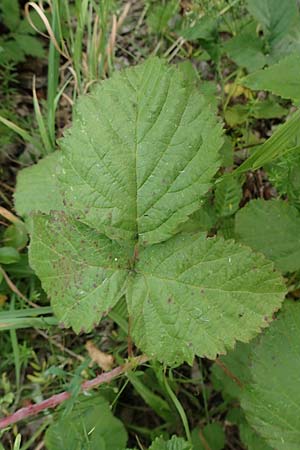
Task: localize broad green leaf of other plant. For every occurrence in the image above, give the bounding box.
[241,54,300,104]
[235,199,300,273]
[241,300,300,449]
[211,342,273,450]
[223,23,267,72]
[211,341,252,401]
[246,0,297,44]
[191,423,225,450]
[45,395,127,450]
[21,59,286,365]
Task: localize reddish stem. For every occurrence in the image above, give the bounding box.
[0,355,148,429]
[215,358,243,387]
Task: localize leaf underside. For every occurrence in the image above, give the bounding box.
[20,58,286,364]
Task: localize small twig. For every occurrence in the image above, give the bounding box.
[198,429,212,450]
[61,92,74,106]
[0,268,38,308]
[116,2,131,29]
[106,2,131,63]
[215,358,243,387]
[0,355,148,429]
[127,316,133,358]
[219,0,241,16]
[107,14,118,58]
[36,329,84,362]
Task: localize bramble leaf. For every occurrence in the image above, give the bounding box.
[24,59,287,364]
[59,58,223,245]
[127,233,285,364]
[241,300,300,449]
[149,435,191,450]
[15,152,64,216]
[30,212,132,332]
[235,199,300,272]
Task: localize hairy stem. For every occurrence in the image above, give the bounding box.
[0,355,148,429]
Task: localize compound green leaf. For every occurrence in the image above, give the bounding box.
[241,300,300,450]
[235,199,300,272]
[149,436,191,450]
[241,54,300,103]
[29,212,132,332]
[246,0,297,43]
[22,59,287,367]
[15,152,64,217]
[219,136,234,167]
[267,147,300,210]
[14,34,45,59]
[177,199,217,234]
[45,395,127,450]
[215,176,242,218]
[59,58,223,245]
[127,233,285,365]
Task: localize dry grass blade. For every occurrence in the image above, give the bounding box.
[25,1,71,60]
